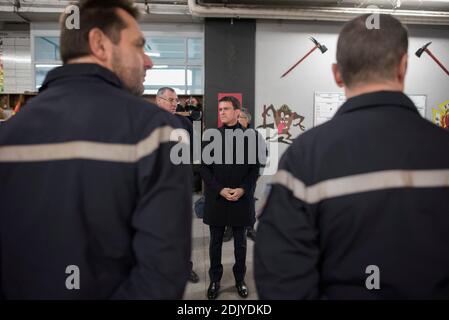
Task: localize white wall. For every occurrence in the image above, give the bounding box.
[256,20,449,136]
[256,21,342,156]
[253,20,449,209]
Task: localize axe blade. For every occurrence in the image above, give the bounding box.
[309,36,328,54]
[415,42,432,58]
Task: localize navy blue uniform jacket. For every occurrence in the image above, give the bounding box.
[255,91,449,299]
[0,64,192,299]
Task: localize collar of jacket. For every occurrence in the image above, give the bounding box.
[39,63,123,92]
[335,91,419,117]
[221,122,244,130]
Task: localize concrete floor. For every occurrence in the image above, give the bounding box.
[183,213,258,300]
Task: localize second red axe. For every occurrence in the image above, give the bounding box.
[415,42,449,77]
[281,37,328,78]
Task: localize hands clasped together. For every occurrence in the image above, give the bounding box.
[219,188,245,202]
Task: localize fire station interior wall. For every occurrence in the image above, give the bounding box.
[253,20,449,210]
[204,18,256,130]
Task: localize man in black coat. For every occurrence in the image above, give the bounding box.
[200,96,260,299]
[223,108,258,243]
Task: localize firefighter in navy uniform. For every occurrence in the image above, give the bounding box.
[0,0,192,299]
[255,14,449,299]
[155,86,200,284]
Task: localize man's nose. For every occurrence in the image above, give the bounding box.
[143,54,153,70]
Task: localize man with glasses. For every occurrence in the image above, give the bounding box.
[155,87,200,284]
[156,87,180,114]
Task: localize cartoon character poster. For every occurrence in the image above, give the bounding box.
[257,104,306,144]
[433,100,449,130]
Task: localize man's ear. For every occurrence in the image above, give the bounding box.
[397,53,408,85]
[332,63,345,88]
[87,28,112,62]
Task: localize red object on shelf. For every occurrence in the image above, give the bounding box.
[13,98,22,113]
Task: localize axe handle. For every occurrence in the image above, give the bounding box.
[281,45,318,78]
[425,49,449,76]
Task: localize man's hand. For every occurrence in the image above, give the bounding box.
[220,188,233,200]
[220,188,245,201]
[228,188,245,201]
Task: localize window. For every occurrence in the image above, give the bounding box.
[33,34,204,94]
[35,37,60,61]
[143,36,203,94]
[33,36,61,89]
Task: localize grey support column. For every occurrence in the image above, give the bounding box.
[204,18,256,129]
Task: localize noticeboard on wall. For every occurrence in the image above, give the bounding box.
[313,92,427,126]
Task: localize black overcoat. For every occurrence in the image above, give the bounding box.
[200,123,260,226]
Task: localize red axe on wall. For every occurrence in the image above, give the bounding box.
[281,37,328,78]
[415,42,449,77]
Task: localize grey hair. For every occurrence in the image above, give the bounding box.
[240,108,252,123]
[156,87,175,97]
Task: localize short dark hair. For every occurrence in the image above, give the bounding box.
[336,14,408,87]
[219,96,241,110]
[60,0,139,64]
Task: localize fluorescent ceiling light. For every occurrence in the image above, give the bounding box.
[152,65,168,69]
[146,52,161,57]
[36,64,61,68]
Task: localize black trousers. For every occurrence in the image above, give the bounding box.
[209,225,247,283]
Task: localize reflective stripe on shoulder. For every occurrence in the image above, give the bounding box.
[0,126,189,163]
[272,169,449,204]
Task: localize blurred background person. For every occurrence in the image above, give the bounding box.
[155,86,200,284]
